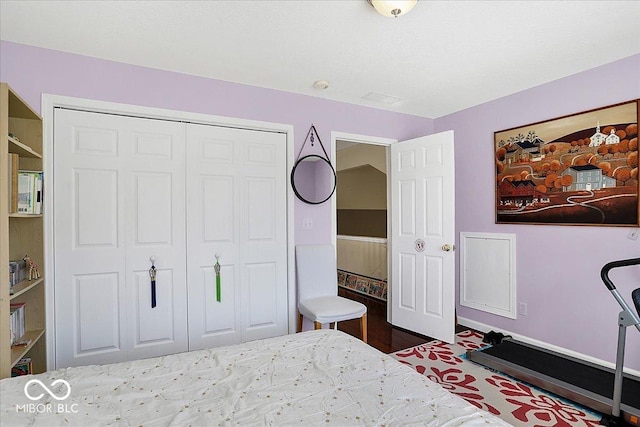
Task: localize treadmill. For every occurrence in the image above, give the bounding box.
[467,258,640,426]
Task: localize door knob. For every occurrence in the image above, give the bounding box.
[441,244,453,252]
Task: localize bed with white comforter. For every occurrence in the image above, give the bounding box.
[0,329,510,426]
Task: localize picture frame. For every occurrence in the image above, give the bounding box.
[495,100,639,226]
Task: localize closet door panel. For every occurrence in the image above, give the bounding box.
[74,273,121,355]
[202,265,239,338]
[54,109,188,368]
[124,120,188,360]
[245,262,278,330]
[203,176,234,242]
[133,269,176,345]
[75,169,118,247]
[133,132,173,159]
[187,125,288,349]
[54,110,128,368]
[133,172,173,245]
[186,126,242,349]
[55,108,289,366]
[246,177,276,240]
[240,131,288,343]
[200,176,240,341]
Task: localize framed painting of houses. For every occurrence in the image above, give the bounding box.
[495,100,639,226]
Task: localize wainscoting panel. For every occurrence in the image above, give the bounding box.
[336,235,387,280]
[337,235,388,301]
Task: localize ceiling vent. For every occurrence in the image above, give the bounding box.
[362,92,402,105]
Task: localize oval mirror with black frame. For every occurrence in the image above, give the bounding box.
[291,154,337,205]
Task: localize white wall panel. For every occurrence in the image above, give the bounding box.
[460,232,516,319]
[336,236,387,280]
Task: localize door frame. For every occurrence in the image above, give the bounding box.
[330,131,396,321]
[42,94,295,370]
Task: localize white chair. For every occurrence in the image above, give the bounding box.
[295,244,367,342]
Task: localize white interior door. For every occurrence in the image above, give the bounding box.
[390,130,455,343]
[186,124,288,350]
[53,109,188,368]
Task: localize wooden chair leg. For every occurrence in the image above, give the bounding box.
[360,313,368,343]
[314,321,322,330]
[297,311,303,333]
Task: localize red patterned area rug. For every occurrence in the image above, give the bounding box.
[391,330,603,427]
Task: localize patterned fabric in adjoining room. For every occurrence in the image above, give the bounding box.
[338,270,387,301]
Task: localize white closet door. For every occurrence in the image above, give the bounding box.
[53,109,188,368]
[122,117,188,361]
[186,124,288,350]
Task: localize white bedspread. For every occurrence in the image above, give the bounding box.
[1,330,511,426]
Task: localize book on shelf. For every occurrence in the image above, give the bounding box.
[34,171,42,214]
[16,170,43,215]
[8,153,19,213]
[9,259,28,293]
[11,357,32,377]
[9,302,26,346]
[17,172,33,213]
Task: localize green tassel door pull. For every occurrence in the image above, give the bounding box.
[214,254,221,302]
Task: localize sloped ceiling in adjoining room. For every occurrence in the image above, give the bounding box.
[337,143,387,174]
[337,165,387,210]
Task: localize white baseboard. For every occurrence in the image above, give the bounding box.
[458,316,640,378]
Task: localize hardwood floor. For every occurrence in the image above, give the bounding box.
[337,288,434,353]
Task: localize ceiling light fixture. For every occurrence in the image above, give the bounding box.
[367,0,417,18]
[313,80,330,90]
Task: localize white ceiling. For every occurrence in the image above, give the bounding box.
[1,0,639,118]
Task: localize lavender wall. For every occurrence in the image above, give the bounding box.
[435,54,640,370]
[0,40,434,247]
[1,41,638,369]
